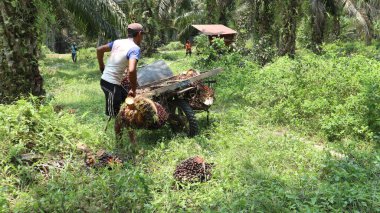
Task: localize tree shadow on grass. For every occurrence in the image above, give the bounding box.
[230,148,379,212]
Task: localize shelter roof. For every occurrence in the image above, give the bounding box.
[192,24,237,36]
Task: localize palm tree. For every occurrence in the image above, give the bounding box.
[205,0,219,23]
[218,0,235,25]
[0,0,128,103]
[308,0,379,52]
[326,0,341,39]
[0,0,44,103]
[310,0,327,53]
[234,0,278,64]
[157,0,196,42]
[173,8,205,42]
[141,0,157,56]
[279,0,301,58]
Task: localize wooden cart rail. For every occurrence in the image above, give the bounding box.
[139,68,223,98]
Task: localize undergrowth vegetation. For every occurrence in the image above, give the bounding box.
[211,41,380,142]
[1,41,379,212]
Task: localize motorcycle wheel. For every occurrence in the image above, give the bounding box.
[169,99,198,137]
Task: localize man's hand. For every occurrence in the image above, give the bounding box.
[99,64,105,73]
[128,90,136,98]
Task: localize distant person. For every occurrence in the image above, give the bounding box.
[71,43,78,63]
[185,40,192,57]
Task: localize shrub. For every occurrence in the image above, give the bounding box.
[77,47,97,60]
[323,41,380,60]
[193,37,229,69]
[199,42,380,141]
[0,99,80,161]
[159,41,183,51]
[193,35,209,54]
[0,99,153,211]
[251,35,277,66]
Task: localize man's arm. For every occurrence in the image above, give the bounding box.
[96,44,111,72]
[127,59,138,97]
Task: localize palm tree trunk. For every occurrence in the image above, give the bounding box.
[257,0,273,37]
[0,0,44,103]
[337,0,372,45]
[326,0,340,39]
[279,0,300,58]
[359,8,373,45]
[251,0,275,65]
[310,0,326,53]
[333,13,341,39]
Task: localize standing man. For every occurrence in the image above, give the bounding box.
[185,40,192,57]
[71,43,78,63]
[97,23,144,117]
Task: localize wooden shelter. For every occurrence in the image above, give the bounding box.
[192,24,237,46]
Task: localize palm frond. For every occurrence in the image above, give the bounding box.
[356,0,380,10]
[158,0,172,19]
[173,11,203,40]
[62,0,128,38]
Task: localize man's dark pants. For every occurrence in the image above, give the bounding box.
[100,79,128,117]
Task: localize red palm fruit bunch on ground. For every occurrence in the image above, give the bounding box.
[173,156,213,183]
[117,96,169,130]
[77,144,123,169]
[85,150,123,169]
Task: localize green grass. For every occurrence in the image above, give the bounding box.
[1,45,379,212]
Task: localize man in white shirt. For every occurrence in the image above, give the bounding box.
[97,23,144,117]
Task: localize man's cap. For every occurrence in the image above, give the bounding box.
[128,23,144,33]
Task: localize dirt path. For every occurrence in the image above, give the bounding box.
[46,53,70,59]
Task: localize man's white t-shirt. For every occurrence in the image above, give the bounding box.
[101,38,141,85]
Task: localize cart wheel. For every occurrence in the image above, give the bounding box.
[169,99,198,137]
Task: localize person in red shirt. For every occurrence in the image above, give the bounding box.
[185,40,192,57]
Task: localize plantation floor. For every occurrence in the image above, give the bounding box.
[2,49,379,212]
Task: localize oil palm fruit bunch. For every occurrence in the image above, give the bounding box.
[119,96,168,129]
[175,69,200,80]
[85,149,122,168]
[173,156,213,183]
[175,69,215,110]
[189,84,215,110]
[149,102,168,129]
[93,150,123,168]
